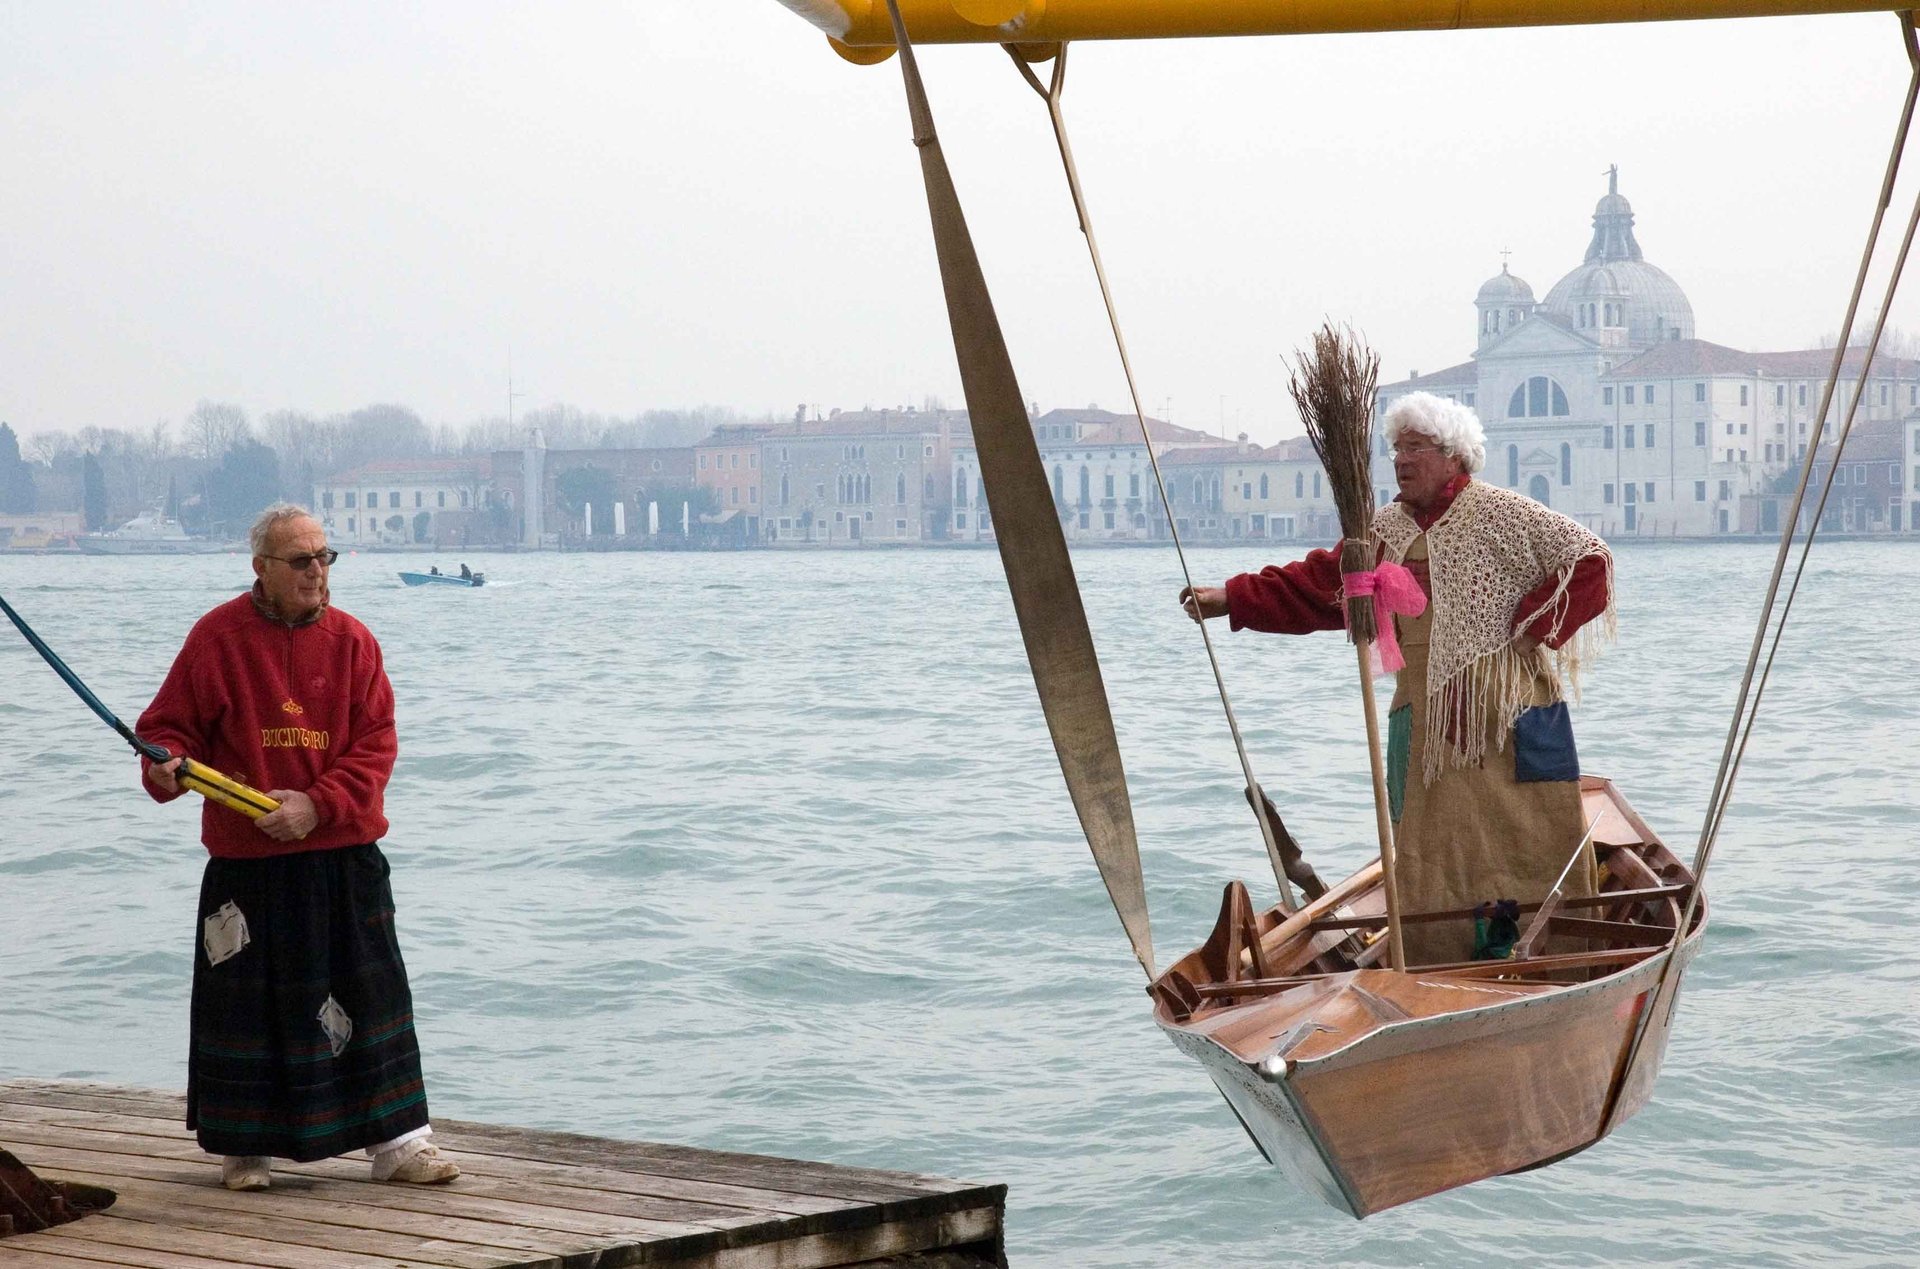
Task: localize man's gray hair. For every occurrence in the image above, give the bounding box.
[250,503,319,556]
[1383,392,1487,474]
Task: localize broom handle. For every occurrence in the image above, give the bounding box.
[1353,646,1406,971]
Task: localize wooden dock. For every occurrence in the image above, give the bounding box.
[0,1080,1005,1268]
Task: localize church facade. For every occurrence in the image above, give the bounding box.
[1377,170,1920,536]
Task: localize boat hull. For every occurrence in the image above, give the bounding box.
[1152,776,1704,1217]
[1164,936,1697,1217]
[398,571,483,587]
[77,537,236,555]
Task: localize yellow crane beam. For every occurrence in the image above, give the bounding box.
[775,0,1899,56]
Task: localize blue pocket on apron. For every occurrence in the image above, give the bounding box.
[1512,702,1579,782]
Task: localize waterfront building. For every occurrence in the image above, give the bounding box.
[1375,169,1920,536]
[695,422,776,542]
[951,407,1231,542]
[1803,417,1913,533]
[760,408,959,544]
[314,458,489,547]
[1208,436,1342,541]
[485,444,697,544]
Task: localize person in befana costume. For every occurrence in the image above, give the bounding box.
[139,503,461,1191]
[1182,392,1614,965]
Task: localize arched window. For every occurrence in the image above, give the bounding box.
[955,472,967,505]
[1295,471,1304,497]
[1259,474,1269,498]
[1078,466,1091,507]
[1052,465,1065,503]
[1560,443,1572,486]
[1507,376,1571,418]
[1528,474,1552,506]
[781,475,791,506]
[1507,444,1519,486]
[897,472,907,504]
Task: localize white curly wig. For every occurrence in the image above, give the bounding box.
[1383,392,1487,474]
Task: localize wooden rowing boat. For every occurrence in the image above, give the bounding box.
[1149,776,1705,1217]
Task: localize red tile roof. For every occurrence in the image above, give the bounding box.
[1381,360,1478,391]
[324,457,489,485]
[1609,338,1920,379]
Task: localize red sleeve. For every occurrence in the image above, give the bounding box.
[135,630,212,804]
[304,631,397,831]
[1224,544,1347,635]
[1515,552,1611,649]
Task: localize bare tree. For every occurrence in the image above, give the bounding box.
[185,400,250,461]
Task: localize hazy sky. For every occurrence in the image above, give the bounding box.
[6,2,1919,446]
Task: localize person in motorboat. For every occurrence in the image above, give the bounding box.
[458,563,471,580]
[428,566,440,575]
[1180,392,1614,964]
[137,504,462,1192]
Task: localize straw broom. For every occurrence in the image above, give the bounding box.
[1287,323,1406,971]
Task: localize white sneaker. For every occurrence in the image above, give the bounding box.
[371,1139,460,1185]
[221,1155,271,1191]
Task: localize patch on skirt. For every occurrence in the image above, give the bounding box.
[202,901,250,967]
[317,994,354,1057]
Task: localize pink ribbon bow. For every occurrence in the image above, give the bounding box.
[1341,562,1428,673]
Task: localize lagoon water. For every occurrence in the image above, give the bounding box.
[2,541,1917,1267]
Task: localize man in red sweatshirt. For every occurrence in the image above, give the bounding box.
[139,504,460,1192]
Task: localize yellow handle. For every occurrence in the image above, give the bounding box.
[177,758,281,820]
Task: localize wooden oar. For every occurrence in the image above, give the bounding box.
[0,590,279,820]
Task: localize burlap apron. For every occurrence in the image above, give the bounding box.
[1386,536,1596,966]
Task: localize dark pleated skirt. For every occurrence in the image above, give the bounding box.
[186,843,431,1161]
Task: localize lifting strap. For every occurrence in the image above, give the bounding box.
[883,0,1154,976]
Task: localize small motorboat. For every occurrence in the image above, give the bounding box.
[398,570,485,587]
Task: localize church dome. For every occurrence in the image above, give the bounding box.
[1476,264,1535,304]
[1540,168,1694,347]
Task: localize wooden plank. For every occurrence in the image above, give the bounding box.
[23,1165,592,1262]
[0,1248,143,1267]
[38,1187,532,1269]
[7,1143,714,1241]
[36,1211,435,1269]
[439,1120,974,1202]
[0,1232,271,1269]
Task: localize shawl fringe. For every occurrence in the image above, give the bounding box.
[1373,482,1616,784]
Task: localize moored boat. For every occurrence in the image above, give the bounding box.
[1149,776,1705,1218]
[77,511,239,555]
[398,570,485,587]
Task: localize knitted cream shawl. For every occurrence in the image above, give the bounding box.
[1371,480,1615,783]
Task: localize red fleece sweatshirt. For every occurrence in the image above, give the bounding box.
[137,591,397,858]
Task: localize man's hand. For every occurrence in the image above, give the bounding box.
[1513,633,1542,656]
[1180,585,1229,624]
[146,756,183,794]
[256,790,318,842]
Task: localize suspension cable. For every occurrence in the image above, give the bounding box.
[1004,44,1301,914]
[1604,10,1920,1131]
[1689,8,1919,915]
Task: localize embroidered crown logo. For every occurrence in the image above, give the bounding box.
[281,699,305,716]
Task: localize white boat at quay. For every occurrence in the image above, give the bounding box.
[77,511,242,555]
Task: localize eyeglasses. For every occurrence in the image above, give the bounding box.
[1390,444,1445,459]
[262,548,339,570]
